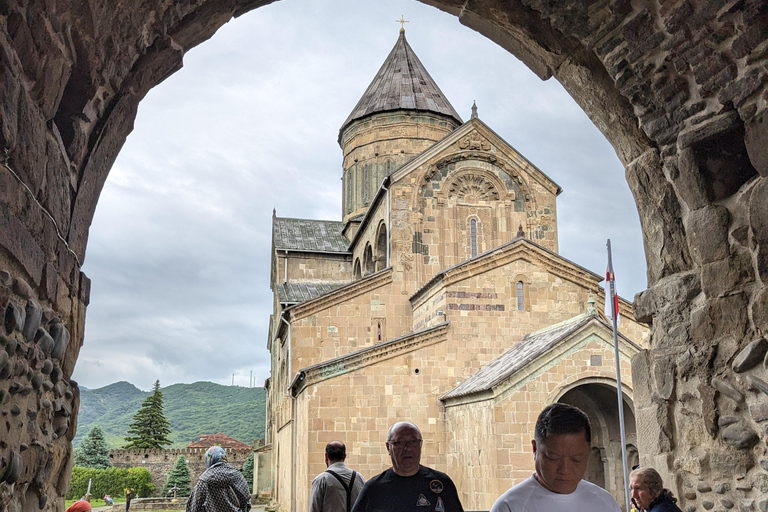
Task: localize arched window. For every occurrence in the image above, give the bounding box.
[377,321,382,341]
[386,160,391,175]
[375,223,387,271]
[517,281,524,310]
[347,169,354,213]
[354,259,362,279]
[470,219,478,258]
[364,164,369,203]
[364,244,374,275]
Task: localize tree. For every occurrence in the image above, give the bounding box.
[74,426,112,469]
[241,452,254,492]
[123,380,172,449]
[162,455,192,497]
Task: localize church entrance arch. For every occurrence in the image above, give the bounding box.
[0,1,766,510]
[557,380,636,507]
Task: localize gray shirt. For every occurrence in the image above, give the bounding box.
[310,461,365,512]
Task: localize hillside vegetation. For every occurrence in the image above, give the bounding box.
[74,381,266,449]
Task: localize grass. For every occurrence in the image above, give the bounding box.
[64,497,125,508]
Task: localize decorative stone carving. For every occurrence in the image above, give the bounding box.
[458,131,491,151]
[447,174,500,202]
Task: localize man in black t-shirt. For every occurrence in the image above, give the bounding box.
[351,422,464,512]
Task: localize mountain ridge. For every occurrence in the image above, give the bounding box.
[74,381,266,449]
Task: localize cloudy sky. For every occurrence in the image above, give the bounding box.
[73,0,648,391]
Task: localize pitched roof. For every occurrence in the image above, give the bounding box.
[187,433,251,450]
[339,31,462,138]
[276,281,344,304]
[272,217,350,253]
[441,313,629,401]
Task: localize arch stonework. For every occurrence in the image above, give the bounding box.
[1,1,767,510]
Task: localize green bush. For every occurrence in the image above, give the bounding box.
[67,466,156,500]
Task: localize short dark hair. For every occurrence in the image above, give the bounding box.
[325,442,346,462]
[534,403,591,444]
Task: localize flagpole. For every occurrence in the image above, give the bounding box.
[607,239,631,512]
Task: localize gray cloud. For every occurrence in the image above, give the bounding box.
[74,0,647,391]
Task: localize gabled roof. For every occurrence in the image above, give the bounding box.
[187,433,251,450]
[441,312,640,401]
[339,30,462,140]
[276,282,344,305]
[272,217,350,253]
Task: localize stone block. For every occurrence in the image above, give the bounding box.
[675,147,709,210]
[733,337,768,373]
[745,112,768,177]
[702,248,754,298]
[684,205,731,265]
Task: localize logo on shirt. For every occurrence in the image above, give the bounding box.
[435,497,445,512]
[429,480,444,494]
[416,494,431,507]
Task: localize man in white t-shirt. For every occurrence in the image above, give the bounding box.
[490,403,622,512]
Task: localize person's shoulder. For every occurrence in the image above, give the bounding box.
[575,480,621,509]
[490,477,538,512]
[364,468,393,486]
[419,465,455,482]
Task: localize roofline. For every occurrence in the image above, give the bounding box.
[274,248,352,256]
[409,237,604,304]
[440,315,640,402]
[389,118,562,196]
[347,175,391,250]
[339,109,463,146]
[289,321,450,396]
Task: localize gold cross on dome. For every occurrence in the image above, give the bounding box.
[396,15,409,32]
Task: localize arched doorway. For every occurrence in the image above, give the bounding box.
[558,381,636,507]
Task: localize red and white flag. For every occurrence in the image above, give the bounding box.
[605,266,620,326]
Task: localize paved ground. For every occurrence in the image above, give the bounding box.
[88,506,267,512]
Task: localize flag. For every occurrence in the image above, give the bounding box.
[605,266,620,326]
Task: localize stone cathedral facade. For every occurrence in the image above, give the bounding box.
[261,30,649,512]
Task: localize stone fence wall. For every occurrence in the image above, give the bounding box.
[109,448,252,493]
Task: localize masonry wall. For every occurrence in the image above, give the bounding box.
[110,448,251,492]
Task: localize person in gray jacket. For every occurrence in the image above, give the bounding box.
[310,441,365,512]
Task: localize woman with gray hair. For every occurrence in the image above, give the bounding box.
[629,468,682,512]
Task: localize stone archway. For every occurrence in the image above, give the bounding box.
[559,382,637,507]
[1,1,767,510]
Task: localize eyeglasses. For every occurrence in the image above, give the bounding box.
[388,439,423,448]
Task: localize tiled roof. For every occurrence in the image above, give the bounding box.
[187,433,251,450]
[276,282,344,304]
[442,314,597,400]
[339,31,462,137]
[272,217,349,253]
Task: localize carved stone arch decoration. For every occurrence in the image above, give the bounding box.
[448,173,500,203]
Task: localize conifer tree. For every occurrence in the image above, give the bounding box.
[123,380,172,449]
[73,426,112,469]
[162,455,192,497]
[241,452,255,492]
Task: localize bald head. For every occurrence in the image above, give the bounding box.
[325,441,346,463]
[387,422,421,442]
[386,422,423,476]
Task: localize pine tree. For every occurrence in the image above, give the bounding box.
[123,380,172,449]
[73,426,112,469]
[241,452,255,492]
[162,455,192,497]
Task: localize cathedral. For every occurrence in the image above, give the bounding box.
[260,28,649,512]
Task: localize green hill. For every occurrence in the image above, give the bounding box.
[74,381,266,449]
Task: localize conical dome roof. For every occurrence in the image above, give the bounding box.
[339,30,463,140]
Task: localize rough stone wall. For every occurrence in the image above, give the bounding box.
[109,448,251,492]
[0,0,766,510]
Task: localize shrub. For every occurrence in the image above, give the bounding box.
[67,466,156,500]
